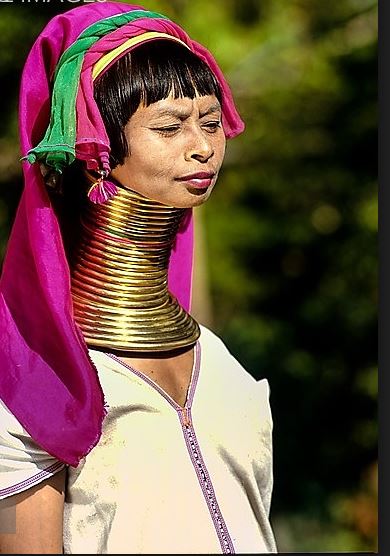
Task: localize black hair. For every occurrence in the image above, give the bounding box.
[94,39,222,167]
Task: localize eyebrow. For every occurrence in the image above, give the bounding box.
[152,101,222,119]
[200,102,222,117]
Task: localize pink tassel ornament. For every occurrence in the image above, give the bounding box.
[87,170,118,204]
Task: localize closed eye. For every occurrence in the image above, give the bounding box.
[152,125,181,136]
[202,121,222,133]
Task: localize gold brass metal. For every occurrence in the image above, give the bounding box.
[70,186,200,352]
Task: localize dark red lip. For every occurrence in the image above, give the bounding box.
[176,172,215,180]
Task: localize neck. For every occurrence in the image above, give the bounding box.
[70,186,200,352]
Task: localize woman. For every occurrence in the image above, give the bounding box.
[0,2,277,553]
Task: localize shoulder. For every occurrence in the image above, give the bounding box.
[199,324,261,386]
[198,325,271,417]
[198,323,243,362]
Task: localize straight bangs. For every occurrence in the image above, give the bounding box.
[94,40,222,167]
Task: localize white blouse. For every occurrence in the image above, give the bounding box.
[0,325,277,554]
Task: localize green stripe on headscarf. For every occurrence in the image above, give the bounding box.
[25,10,168,173]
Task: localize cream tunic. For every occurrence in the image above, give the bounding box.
[0,325,277,554]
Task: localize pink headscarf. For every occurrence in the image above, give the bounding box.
[0,2,244,466]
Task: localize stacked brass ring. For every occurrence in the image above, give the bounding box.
[70,186,200,352]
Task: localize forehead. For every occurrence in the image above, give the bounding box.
[131,94,222,122]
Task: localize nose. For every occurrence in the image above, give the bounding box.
[185,128,214,163]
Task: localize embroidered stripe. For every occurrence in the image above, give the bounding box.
[106,342,235,554]
[0,461,65,498]
[179,408,235,554]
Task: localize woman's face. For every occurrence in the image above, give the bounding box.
[110,94,226,208]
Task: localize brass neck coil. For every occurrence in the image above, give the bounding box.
[70,186,200,352]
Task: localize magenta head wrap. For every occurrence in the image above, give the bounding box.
[0,2,244,466]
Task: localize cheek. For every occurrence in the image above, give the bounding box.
[215,136,227,166]
[130,138,177,178]
[148,153,177,179]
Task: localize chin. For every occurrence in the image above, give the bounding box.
[190,195,211,208]
[185,187,213,208]
[145,187,213,209]
[171,194,211,209]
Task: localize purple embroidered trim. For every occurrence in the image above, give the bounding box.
[106,341,201,408]
[179,408,235,554]
[0,460,65,498]
[187,341,201,405]
[106,341,235,554]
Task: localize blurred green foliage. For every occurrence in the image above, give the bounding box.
[0,0,377,551]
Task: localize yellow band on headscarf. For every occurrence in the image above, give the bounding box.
[92,31,191,81]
